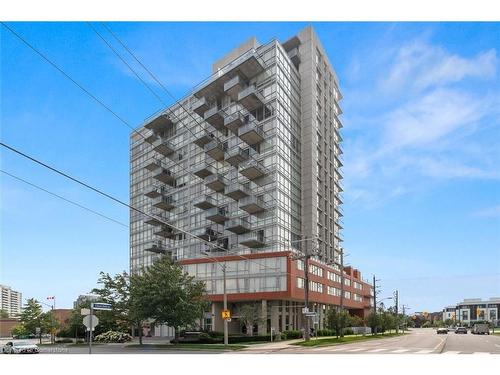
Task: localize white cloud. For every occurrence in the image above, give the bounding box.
[381,40,497,93]
[473,205,500,218]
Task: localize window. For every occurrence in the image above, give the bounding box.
[309,281,323,293]
[309,264,323,277]
[344,291,351,299]
[297,277,305,289]
[297,259,304,270]
[327,286,341,296]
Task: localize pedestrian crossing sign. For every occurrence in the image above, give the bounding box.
[222,310,231,319]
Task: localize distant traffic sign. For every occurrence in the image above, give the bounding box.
[83,315,99,331]
[92,303,112,311]
[221,310,231,320]
[81,308,91,316]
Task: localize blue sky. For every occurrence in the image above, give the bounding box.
[1,22,499,313]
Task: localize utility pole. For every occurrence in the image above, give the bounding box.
[339,248,345,337]
[372,275,377,334]
[222,262,228,346]
[394,290,399,334]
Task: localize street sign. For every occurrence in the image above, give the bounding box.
[302,307,309,314]
[91,302,112,311]
[221,309,231,320]
[83,315,99,331]
[35,327,41,334]
[81,308,91,316]
[304,312,317,317]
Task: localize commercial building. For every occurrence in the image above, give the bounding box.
[443,298,500,325]
[0,284,22,318]
[130,26,373,335]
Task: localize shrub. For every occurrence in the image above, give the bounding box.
[343,328,354,336]
[94,331,132,343]
[317,329,336,337]
[55,338,73,344]
[282,330,301,339]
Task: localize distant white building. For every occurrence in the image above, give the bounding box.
[443,298,500,326]
[0,285,22,317]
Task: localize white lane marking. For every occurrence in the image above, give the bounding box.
[391,349,410,353]
[416,350,433,354]
[367,348,388,353]
[443,351,461,354]
[347,348,366,352]
[472,352,491,355]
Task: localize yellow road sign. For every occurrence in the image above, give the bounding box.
[222,310,231,320]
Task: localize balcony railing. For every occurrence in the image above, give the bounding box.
[143,185,164,198]
[152,137,175,157]
[239,230,265,248]
[144,114,174,134]
[204,141,227,161]
[144,240,172,255]
[205,173,228,192]
[238,121,265,145]
[194,226,220,241]
[224,217,251,234]
[193,161,216,179]
[193,127,216,148]
[224,75,245,100]
[152,194,175,211]
[237,85,264,111]
[143,157,161,172]
[224,113,244,134]
[192,97,209,116]
[152,167,176,186]
[154,224,177,239]
[224,182,251,200]
[204,106,225,130]
[224,146,249,167]
[239,195,267,214]
[206,207,229,223]
[238,159,267,180]
[193,195,217,210]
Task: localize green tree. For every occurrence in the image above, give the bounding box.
[0,309,9,318]
[367,312,381,335]
[238,304,263,336]
[131,256,206,343]
[326,308,350,338]
[19,298,46,343]
[11,324,28,338]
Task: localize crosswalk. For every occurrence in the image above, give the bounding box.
[306,346,497,354]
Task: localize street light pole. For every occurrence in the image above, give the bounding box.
[222,262,228,347]
[394,290,399,334]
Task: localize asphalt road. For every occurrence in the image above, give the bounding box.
[239,328,500,354]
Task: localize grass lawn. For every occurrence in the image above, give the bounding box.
[126,343,247,351]
[293,332,406,347]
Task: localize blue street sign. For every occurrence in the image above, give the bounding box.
[91,302,112,311]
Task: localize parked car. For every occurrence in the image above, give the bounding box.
[2,341,39,354]
[447,327,455,332]
[455,327,467,334]
[471,324,490,335]
[436,328,448,334]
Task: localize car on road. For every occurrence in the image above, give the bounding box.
[455,327,467,334]
[436,328,448,334]
[2,341,40,354]
[471,323,490,335]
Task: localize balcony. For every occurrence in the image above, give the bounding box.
[143,186,163,198]
[238,121,265,146]
[152,137,175,157]
[192,97,209,116]
[204,107,225,130]
[194,226,220,241]
[224,182,251,200]
[152,167,176,186]
[152,194,175,211]
[224,113,244,134]
[193,49,265,100]
[239,230,265,248]
[238,159,266,180]
[224,146,249,167]
[239,195,267,214]
[205,173,228,192]
[288,47,300,67]
[154,224,177,239]
[144,114,174,134]
[224,217,251,234]
[193,128,216,148]
[237,85,264,111]
[144,208,165,226]
[144,240,172,255]
[206,207,229,223]
[224,75,245,100]
[143,157,161,172]
[144,131,157,144]
[193,195,217,210]
[193,161,216,179]
[204,141,227,161]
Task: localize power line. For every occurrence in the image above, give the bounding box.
[0,141,293,276]
[0,21,147,143]
[0,169,128,228]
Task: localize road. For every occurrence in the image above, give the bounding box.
[239,328,500,354]
[2,329,499,354]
